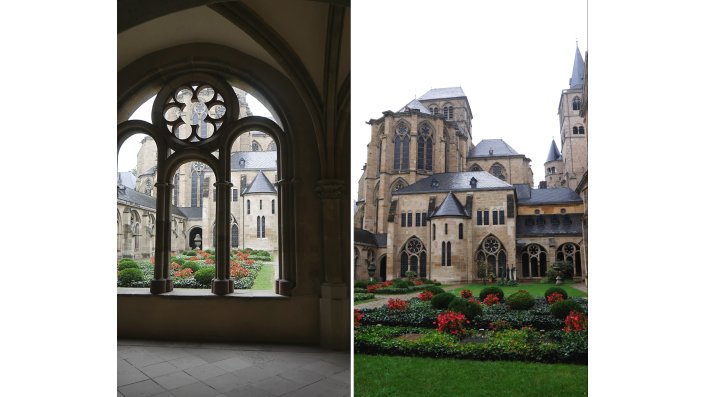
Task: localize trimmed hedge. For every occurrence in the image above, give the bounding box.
[118,260,139,271]
[193,267,216,286]
[448,298,484,323]
[479,286,505,301]
[359,299,440,327]
[423,285,445,295]
[118,268,144,285]
[550,299,584,319]
[355,293,375,302]
[506,291,535,310]
[181,261,201,273]
[544,286,569,300]
[374,284,435,294]
[354,281,370,289]
[431,292,456,310]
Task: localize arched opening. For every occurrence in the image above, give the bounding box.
[400,237,427,278]
[476,235,507,278]
[379,255,387,281]
[557,243,581,278]
[188,227,203,250]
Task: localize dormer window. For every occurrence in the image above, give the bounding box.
[469,177,478,188]
[239,158,246,167]
[431,178,439,188]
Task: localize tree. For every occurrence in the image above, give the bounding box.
[476,259,488,285]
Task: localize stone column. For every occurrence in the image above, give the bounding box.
[275,178,294,296]
[122,207,133,258]
[316,179,348,350]
[212,180,234,295]
[151,182,173,294]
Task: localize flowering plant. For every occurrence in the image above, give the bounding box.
[174,268,193,278]
[547,292,565,305]
[386,298,409,311]
[418,291,433,301]
[383,280,394,287]
[563,310,588,332]
[354,309,363,327]
[414,280,424,286]
[482,293,500,306]
[230,261,249,278]
[367,283,382,293]
[205,258,215,264]
[489,319,511,331]
[170,262,182,271]
[434,311,469,337]
[460,289,474,299]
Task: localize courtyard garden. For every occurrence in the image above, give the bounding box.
[116,248,275,290]
[354,279,587,396]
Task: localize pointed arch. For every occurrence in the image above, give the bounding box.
[399,235,427,278]
[390,177,409,196]
[556,242,582,277]
[393,121,410,171]
[476,234,507,278]
[417,121,433,172]
[469,163,483,172]
[521,243,547,278]
[572,95,582,111]
[489,162,507,181]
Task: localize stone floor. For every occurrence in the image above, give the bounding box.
[118,339,350,397]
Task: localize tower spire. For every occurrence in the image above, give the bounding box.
[569,44,585,89]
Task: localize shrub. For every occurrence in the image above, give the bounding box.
[564,310,588,332]
[354,309,363,327]
[497,279,518,287]
[182,261,201,273]
[544,286,568,301]
[354,293,375,302]
[506,290,536,310]
[119,268,144,285]
[354,280,369,289]
[193,267,216,286]
[460,289,473,299]
[418,291,433,301]
[404,271,417,279]
[482,293,500,306]
[479,286,504,301]
[118,260,139,271]
[547,292,565,305]
[553,261,574,279]
[182,250,197,256]
[447,297,483,323]
[118,258,137,267]
[392,279,410,289]
[489,319,512,331]
[550,299,584,320]
[424,286,445,295]
[434,311,469,338]
[431,292,456,309]
[387,298,409,311]
[447,297,468,314]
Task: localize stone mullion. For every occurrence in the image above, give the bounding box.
[212,180,234,295]
[275,179,294,296]
[122,207,133,258]
[151,182,173,294]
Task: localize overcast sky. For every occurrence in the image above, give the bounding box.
[351,0,587,194]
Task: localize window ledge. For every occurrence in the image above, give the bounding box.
[117,287,286,299]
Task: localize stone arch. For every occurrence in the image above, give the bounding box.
[476,234,508,278]
[399,236,427,278]
[521,243,547,278]
[489,162,507,181]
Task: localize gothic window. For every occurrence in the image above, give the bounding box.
[557,243,582,277]
[572,96,582,111]
[483,210,490,225]
[444,223,448,235]
[521,243,547,278]
[459,223,463,239]
[476,235,507,278]
[267,141,277,151]
[573,126,578,134]
[401,211,406,227]
[417,123,433,171]
[407,212,413,227]
[401,237,427,278]
[203,177,210,198]
[272,199,275,214]
[490,163,506,181]
[446,241,451,267]
[578,126,585,134]
[499,209,505,224]
[393,123,410,171]
[240,175,247,191]
[231,224,239,247]
[392,179,408,194]
[252,141,261,151]
[476,210,482,225]
[145,178,153,195]
[432,224,436,240]
[429,105,439,115]
[260,200,262,210]
[172,174,179,206]
[443,105,454,120]
[262,216,265,238]
[470,164,482,172]
[416,212,421,227]
[492,210,498,225]
[422,212,427,226]
[441,242,446,266]
[247,200,251,214]
[190,162,207,207]
[232,188,238,201]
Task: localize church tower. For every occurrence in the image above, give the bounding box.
[556,45,587,190]
[544,139,564,188]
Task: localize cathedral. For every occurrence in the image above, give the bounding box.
[354,47,588,285]
[117,88,279,259]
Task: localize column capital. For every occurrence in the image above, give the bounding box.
[315,179,344,199]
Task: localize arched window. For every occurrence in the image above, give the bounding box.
[557,243,582,277]
[272,199,275,214]
[578,126,585,134]
[252,141,261,151]
[572,96,582,111]
[267,141,276,151]
[247,200,251,214]
[470,164,482,172]
[145,178,153,195]
[446,241,451,267]
[521,244,547,278]
[417,123,433,171]
[400,237,427,278]
[190,162,207,207]
[393,123,410,171]
[429,105,439,115]
[259,200,262,210]
[459,224,463,239]
[441,241,446,266]
[256,215,261,238]
[261,216,265,238]
[231,224,239,248]
[476,235,507,278]
[391,178,408,195]
[490,163,506,181]
[573,126,578,134]
[130,210,141,252]
[443,105,453,120]
[432,224,436,240]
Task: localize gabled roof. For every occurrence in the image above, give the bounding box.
[398,98,431,114]
[231,151,277,170]
[353,228,387,248]
[468,139,521,158]
[430,192,469,218]
[418,87,466,100]
[394,171,512,195]
[178,206,203,219]
[546,139,562,162]
[117,172,137,189]
[242,170,277,195]
[117,186,186,217]
[516,187,582,205]
[570,46,585,89]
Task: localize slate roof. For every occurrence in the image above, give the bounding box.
[354,228,377,246]
[430,192,469,218]
[394,171,513,195]
[516,187,582,205]
[139,166,157,177]
[516,214,583,237]
[419,87,466,100]
[514,184,532,201]
[117,186,186,217]
[375,233,387,248]
[242,170,277,195]
[546,140,562,162]
[231,151,277,170]
[398,99,431,114]
[570,46,585,89]
[468,139,521,158]
[117,172,137,189]
[178,206,203,219]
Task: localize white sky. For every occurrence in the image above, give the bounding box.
[118,92,273,172]
[351,0,587,193]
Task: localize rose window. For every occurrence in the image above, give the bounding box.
[407,238,422,254]
[564,244,575,255]
[528,244,539,256]
[483,237,499,253]
[163,84,227,141]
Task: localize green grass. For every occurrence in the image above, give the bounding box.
[354,298,377,305]
[452,283,587,298]
[355,354,587,397]
[251,262,274,290]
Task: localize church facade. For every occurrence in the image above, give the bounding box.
[354,47,588,284]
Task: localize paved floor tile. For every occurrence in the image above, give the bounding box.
[141,362,181,379]
[170,381,220,397]
[167,356,209,370]
[118,379,166,397]
[153,371,199,390]
[330,368,350,385]
[230,365,282,385]
[225,385,276,397]
[118,366,149,387]
[203,373,249,393]
[301,359,346,376]
[281,377,349,397]
[190,348,246,363]
[213,356,253,372]
[184,363,229,381]
[278,368,325,386]
[251,375,304,396]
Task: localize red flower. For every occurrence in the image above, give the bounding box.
[435,311,468,337]
[354,309,363,327]
[563,310,588,332]
[386,298,409,311]
[547,292,565,305]
[460,289,474,299]
[366,283,382,293]
[414,280,424,286]
[482,293,500,306]
[418,291,433,301]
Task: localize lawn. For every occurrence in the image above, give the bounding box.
[355,354,587,397]
[251,262,274,290]
[451,282,587,298]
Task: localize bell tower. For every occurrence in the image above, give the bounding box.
[557,45,587,190]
